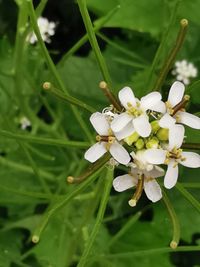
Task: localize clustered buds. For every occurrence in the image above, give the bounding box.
[84,81,200,207]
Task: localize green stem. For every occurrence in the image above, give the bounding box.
[0,129,90,148]
[153,18,188,91]
[58,5,120,66]
[181,183,200,189]
[0,156,55,181]
[95,246,200,259]
[162,191,180,249]
[97,32,147,64]
[182,143,200,150]
[19,141,51,194]
[27,0,93,142]
[108,210,143,247]
[43,82,95,113]
[77,168,113,267]
[32,165,106,243]
[176,183,200,213]
[77,0,113,90]
[146,0,180,92]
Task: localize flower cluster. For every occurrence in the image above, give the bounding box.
[84,81,200,207]
[172,60,198,85]
[27,17,56,44]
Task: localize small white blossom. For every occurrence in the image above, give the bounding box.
[113,150,164,204]
[111,87,165,140]
[27,17,56,44]
[172,60,198,85]
[144,124,200,189]
[84,112,131,165]
[159,81,200,130]
[20,116,31,130]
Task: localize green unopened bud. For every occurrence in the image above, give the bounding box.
[146,137,159,149]
[150,120,160,133]
[157,128,169,141]
[135,138,145,150]
[124,132,139,146]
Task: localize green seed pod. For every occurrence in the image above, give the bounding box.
[124,132,139,146]
[146,137,159,149]
[150,120,160,133]
[135,138,145,150]
[156,128,169,141]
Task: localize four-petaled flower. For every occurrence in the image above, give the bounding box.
[144,124,200,188]
[111,87,165,140]
[84,112,131,165]
[159,81,200,130]
[172,60,198,85]
[113,150,164,205]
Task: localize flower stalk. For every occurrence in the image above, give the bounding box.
[43,82,96,113]
[154,19,188,91]
[99,81,122,111]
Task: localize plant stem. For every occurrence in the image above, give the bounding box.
[181,143,200,150]
[162,191,180,249]
[95,246,200,259]
[77,0,113,91]
[0,156,54,181]
[27,0,93,142]
[176,183,200,213]
[0,129,90,148]
[77,168,113,267]
[58,5,120,66]
[32,165,106,243]
[43,82,95,113]
[153,18,188,91]
[146,0,180,92]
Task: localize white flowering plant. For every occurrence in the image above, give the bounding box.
[0,0,200,266]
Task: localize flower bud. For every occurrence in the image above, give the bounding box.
[150,120,160,133]
[156,128,169,141]
[146,137,159,149]
[124,132,139,146]
[135,138,145,150]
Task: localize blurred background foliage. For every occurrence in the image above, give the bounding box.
[0,0,200,266]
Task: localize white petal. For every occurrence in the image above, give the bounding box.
[84,142,107,163]
[168,81,185,107]
[109,142,131,165]
[111,113,132,133]
[144,166,165,179]
[159,113,176,128]
[132,114,151,137]
[90,112,109,136]
[144,179,162,202]
[118,86,136,109]
[177,111,200,129]
[164,160,179,189]
[179,152,200,168]
[151,101,166,113]
[144,149,167,164]
[114,122,135,140]
[140,92,161,111]
[168,124,185,150]
[113,174,137,192]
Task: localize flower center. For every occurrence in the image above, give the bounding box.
[164,148,186,165]
[165,101,174,115]
[126,102,142,117]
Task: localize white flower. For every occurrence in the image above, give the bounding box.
[84,112,131,165]
[159,81,200,130]
[144,124,200,189]
[172,60,198,85]
[27,17,56,44]
[113,150,164,205]
[111,87,165,140]
[20,116,31,130]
